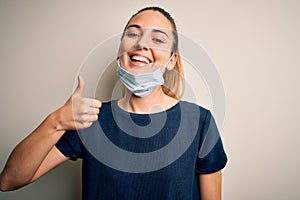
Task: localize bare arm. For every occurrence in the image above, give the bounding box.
[28,145,68,183]
[0,115,66,191]
[0,76,101,191]
[199,170,223,200]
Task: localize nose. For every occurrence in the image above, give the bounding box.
[134,34,150,50]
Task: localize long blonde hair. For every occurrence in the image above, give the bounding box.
[162,53,185,99]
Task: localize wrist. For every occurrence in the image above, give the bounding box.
[48,108,65,132]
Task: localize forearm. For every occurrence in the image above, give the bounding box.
[0,76,101,191]
[199,170,222,200]
[0,112,65,191]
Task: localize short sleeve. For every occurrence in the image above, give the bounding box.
[195,111,227,174]
[55,130,83,161]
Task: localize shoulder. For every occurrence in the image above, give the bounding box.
[178,101,217,134]
[179,100,211,117]
[177,101,214,130]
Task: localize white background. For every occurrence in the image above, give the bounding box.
[0,0,299,199]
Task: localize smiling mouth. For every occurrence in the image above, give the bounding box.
[130,55,151,64]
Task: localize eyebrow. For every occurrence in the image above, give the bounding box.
[152,29,169,38]
[127,24,141,30]
[126,24,169,37]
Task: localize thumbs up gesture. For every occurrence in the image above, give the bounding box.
[55,75,102,131]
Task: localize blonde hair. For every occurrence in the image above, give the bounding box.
[162,53,185,99]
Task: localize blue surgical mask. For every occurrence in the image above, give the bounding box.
[117,55,174,98]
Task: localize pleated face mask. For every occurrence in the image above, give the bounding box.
[117,54,174,98]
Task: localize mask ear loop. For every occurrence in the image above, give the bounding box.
[161,53,175,73]
[117,59,122,69]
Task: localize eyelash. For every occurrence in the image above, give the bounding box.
[126,33,165,44]
[152,38,164,43]
[126,32,140,38]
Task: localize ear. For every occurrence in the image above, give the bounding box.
[117,42,126,59]
[166,53,178,71]
[117,46,122,59]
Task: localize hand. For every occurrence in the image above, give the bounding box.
[56,75,102,131]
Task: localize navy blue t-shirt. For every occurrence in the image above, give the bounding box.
[56,100,227,200]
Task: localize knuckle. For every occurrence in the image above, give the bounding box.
[80,114,88,122]
[83,122,92,128]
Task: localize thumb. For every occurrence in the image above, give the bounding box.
[74,75,85,96]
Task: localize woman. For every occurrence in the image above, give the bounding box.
[0,6,227,200]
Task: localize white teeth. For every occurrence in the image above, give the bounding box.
[131,55,150,64]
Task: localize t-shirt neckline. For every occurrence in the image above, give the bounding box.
[111,99,181,117]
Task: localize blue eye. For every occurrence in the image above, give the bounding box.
[152,38,164,44]
[126,32,140,38]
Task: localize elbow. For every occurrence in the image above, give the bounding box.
[0,174,22,192]
[0,181,20,192]
[0,174,6,192]
[0,179,9,192]
[0,183,23,192]
[0,186,19,192]
[0,185,9,192]
[0,177,10,192]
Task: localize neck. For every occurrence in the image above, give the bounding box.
[118,86,178,114]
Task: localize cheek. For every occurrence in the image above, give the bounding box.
[151,42,173,56]
[152,50,171,62]
[118,39,136,56]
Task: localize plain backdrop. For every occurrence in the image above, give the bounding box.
[0,0,300,199]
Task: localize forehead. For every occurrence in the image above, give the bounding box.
[127,10,174,31]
